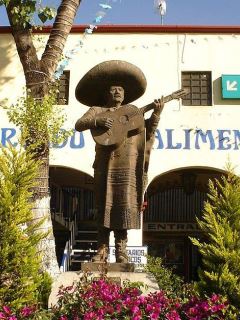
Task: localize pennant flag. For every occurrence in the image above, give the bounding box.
[99,3,112,10]
[93,15,104,23]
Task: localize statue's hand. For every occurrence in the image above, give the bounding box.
[153,96,164,114]
[96,117,114,129]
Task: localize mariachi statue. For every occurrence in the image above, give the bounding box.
[75,60,186,263]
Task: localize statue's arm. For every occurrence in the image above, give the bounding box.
[145,98,164,140]
[75,108,97,132]
[143,98,164,176]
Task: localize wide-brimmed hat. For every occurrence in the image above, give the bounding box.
[75,60,147,106]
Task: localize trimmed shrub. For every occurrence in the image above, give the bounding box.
[191,167,240,312]
[0,145,51,308]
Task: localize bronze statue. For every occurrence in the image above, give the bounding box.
[75,60,164,263]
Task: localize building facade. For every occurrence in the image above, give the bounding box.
[1,25,240,279]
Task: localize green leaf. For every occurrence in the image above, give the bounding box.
[38,11,48,23]
[38,6,56,23]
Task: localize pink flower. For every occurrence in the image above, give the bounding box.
[210,294,219,303]
[166,310,181,320]
[149,312,159,319]
[211,303,225,312]
[20,306,35,317]
[132,316,141,320]
[146,304,153,312]
[201,301,210,312]
[0,313,6,320]
[188,306,198,316]
[2,307,11,315]
[131,305,139,314]
[83,311,96,320]
[138,295,145,304]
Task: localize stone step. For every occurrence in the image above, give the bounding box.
[77,221,97,231]
[71,252,96,260]
[73,241,97,251]
[72,249,96,253]
[75,233,97,241]
[78,230,97,234]
[66,225,99,271]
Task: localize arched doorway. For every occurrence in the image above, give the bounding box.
[49,166,96,265]
[49,166,95,223]
[143,167,224,281]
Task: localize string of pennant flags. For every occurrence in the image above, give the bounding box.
[54,0,239,79]
[55,1,119,78]
[77,41,171,55]
[55,35,239,76]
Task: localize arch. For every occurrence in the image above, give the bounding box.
[49,165,93,189]
[144,166,226,222]
[147,165,226,196]
[49,165,95,222]
[49,166,96,266]
[143,166,227,281]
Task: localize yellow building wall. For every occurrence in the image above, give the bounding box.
[1,30,240,183]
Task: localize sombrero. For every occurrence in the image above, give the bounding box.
[75,60,147,106]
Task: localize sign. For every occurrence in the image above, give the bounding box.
[3,127,240,151]
[222,74,240,98]
[108,246,147,271]
[143,222,200,232]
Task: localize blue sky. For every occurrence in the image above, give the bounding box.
[0,0,240,26]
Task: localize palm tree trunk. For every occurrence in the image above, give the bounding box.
[6,0,82,279]
[42,0,81,73]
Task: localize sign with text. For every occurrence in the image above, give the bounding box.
[3,127,240,151]
[222,74,240,98]
[108,246,147,270]
[143,222,200,232]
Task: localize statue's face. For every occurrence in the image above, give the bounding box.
[106,86,124,105]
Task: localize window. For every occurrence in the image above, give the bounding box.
[56,70,70,105]
[181,71,212,106]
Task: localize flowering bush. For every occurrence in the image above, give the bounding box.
[0,279,229,319]
[0,305,36,319]
[51,279,228,320]
[181,294,228,319]
[0,305,50,320]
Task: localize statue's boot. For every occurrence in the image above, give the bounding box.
[114,229,129,263]
[92,227,110,262]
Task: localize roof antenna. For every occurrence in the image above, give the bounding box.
[154,0,167,25]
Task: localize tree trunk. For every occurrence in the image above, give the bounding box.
[42,0,81,74]
[6,0,82,279]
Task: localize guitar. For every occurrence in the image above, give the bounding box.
[91,88,189,147]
